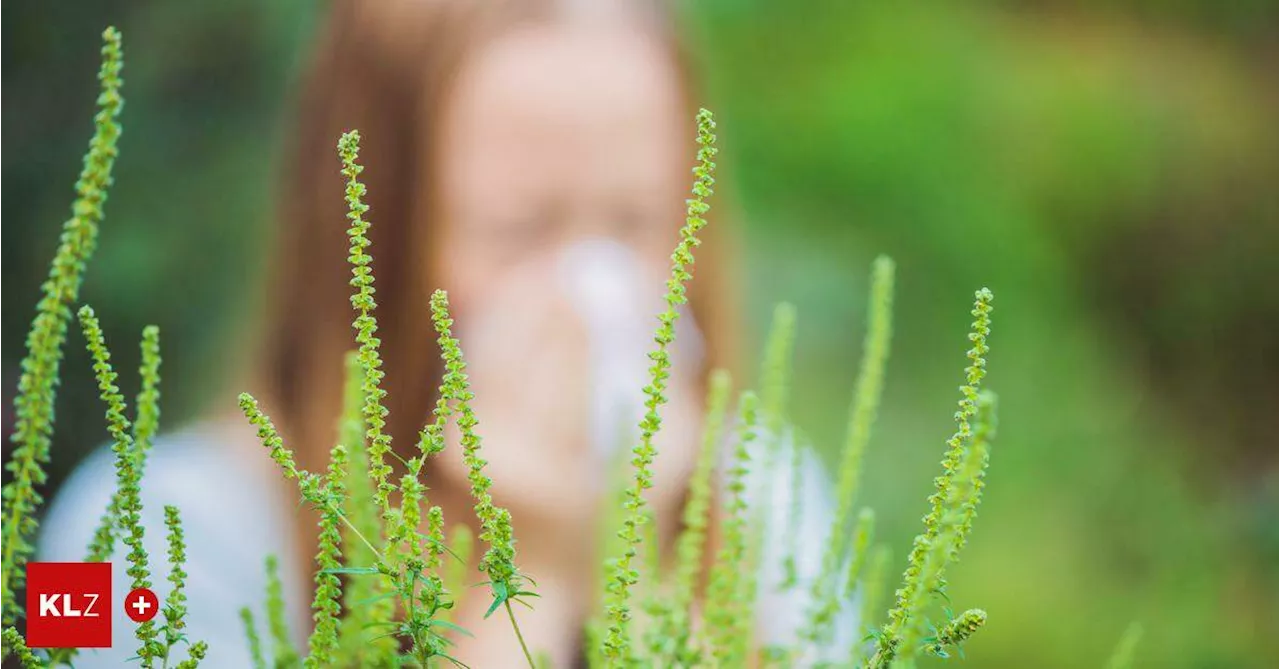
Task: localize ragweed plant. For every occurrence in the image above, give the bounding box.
[238,607,266,669]
[0,31,1149,667]
[3,42,207,667]
[759,304,803,590]
[644,369,733,665]
[333,352,390,665]
[233,131,538,668]
[264,555,300,667]
[704,392,759,666]
[1,26,123,626]
[801,256,895,650]
[429,290,534,639]
[584,250,1010,668]
[41,306,206,669]
[841,509,876,605]
[161,506,191,659]
[0,53,213,660]
[600,106,719,666]
[339,131,395,527]
[78,306,162,666]
[85,324,160,565]
[870,289,995,668]
[855,545,894,664]
[305,445,348,666]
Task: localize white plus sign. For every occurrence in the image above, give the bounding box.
[131,596,152,615]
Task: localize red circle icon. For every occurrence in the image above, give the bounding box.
[124,587,159,623]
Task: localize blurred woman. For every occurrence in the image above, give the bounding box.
[44,0,739,665]
[265,0,736,664]
[45,0,871,663]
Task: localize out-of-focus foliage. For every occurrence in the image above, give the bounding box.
[684,2,1275,667]
[2,1,316,486]
[3,1,1274,667]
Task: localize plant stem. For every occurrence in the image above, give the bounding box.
[504,600,536,669]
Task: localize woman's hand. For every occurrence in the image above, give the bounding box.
[436,241,704,562]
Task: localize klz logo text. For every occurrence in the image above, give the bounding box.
[25,562,112,648]
[37,593,102,618]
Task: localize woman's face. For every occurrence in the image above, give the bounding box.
[427,22,704,540]
[434,23,688,307]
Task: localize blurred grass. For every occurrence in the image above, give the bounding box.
[3,0,316,483]
[695,2,1276,666]
[3,1,1275,667]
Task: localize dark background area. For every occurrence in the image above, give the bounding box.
[4,1,1275,666]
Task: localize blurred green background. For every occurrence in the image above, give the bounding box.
[3,1,1275,667]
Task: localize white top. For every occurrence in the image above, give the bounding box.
[38,421,859,667]
[741,428,862,665]
[38,421,306,667]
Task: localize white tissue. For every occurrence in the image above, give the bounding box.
[556,238,705,464]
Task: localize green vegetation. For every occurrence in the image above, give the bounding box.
[0,26,1151,669]
[1,25,123,627]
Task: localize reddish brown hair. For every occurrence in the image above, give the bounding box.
[256,0,738,600]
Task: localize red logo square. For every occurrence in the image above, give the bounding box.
[25,562,112,648]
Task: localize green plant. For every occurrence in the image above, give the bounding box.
[599,107,720,665]
[0,28,207,669]
[0,26,1152,669]
[703,391,759,666]
[1105,622,1144,669]
[1,26,123,627]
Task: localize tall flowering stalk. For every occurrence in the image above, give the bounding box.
[402,314,461,651]
[334,352,391,664]
[417,506,449,629]
[155,506,206,667]
[238,390,380,663]
[429,290,535,666]
[305,445,348,667]
[757,304,803,588]
[872,288,994,668]
[78,306,162,666]
[852,545,893,665]
[335,133,409,665]
[0,47,1043,665]
[42,317,156,669]
[1,27,124,625]
[239,607,266,669]
[842,508,877,600]
[704,392,758,666]
[337,131,395,528]
[264,555,299,667]
[236,391,320,664]
[162,506,190,656]
[239,394,323,505]
[601,107,718,666]
[85,325,160,564]
[134,325,162,456]
[759,304,797,443]
[948,392,996,565]
[233,401,343,664]
[651,369,733,663]
[802,256,895,645]
[392,468,434,664]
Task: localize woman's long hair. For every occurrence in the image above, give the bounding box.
[255,0,738,610]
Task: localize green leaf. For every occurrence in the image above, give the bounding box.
[320,566,380,575]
